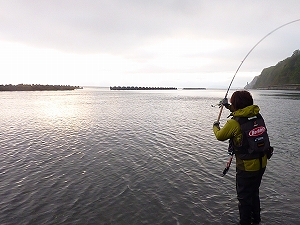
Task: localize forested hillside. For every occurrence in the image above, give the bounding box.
[246,50,300,89]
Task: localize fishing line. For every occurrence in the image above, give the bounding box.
[217,18,300,122]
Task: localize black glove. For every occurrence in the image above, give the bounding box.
[218,98,229,108]
[221,98,229,107]
[213,121,220,128]
[221,98,228,105]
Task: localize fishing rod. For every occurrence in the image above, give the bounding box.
[221,151,233,177]
[217,18,300,123]
[218,19,300,176]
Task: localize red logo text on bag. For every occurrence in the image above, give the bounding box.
[249,126,266,137]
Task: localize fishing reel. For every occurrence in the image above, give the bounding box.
[211,100,223,108]
[211,98,229,108]
[211,103,221,108]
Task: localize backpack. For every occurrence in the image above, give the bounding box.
[232,113,271,159]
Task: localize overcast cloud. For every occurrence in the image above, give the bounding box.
[1,0,300,88]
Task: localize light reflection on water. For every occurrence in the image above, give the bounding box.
[0,88,299,225]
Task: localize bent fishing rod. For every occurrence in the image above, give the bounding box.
[217,18,300,123]
[218,19,300,176]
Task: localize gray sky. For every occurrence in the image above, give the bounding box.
[1,0,300,88]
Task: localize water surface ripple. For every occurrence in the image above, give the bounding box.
[0,88,299,224]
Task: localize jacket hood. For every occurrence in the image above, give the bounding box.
[232,105,260,117]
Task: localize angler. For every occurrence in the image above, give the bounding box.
[213,90,273,225]
[211,19,299,225]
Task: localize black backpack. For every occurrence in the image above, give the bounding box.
[233,114,272,159]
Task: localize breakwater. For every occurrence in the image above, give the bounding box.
[110,86,177,90]
[0,84,83,91]
[182,88,206,90]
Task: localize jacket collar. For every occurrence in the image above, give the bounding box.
[230,105,260,118]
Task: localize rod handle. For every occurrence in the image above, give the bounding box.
[217,105,224,122]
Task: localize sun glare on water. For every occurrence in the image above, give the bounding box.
[36,93,83,124]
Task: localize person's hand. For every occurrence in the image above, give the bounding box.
[213,121,220,128]
[218,98,229,108]
[221,98,228,105]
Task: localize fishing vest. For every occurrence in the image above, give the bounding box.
[232,113,270,160]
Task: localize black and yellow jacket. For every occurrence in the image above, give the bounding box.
[213,105,267,172]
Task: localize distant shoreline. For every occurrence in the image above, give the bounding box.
[255,84,300,90]
[0,84,83,91]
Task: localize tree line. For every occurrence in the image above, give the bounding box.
[0,84,83,91]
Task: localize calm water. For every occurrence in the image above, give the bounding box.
[0,88,299,225]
